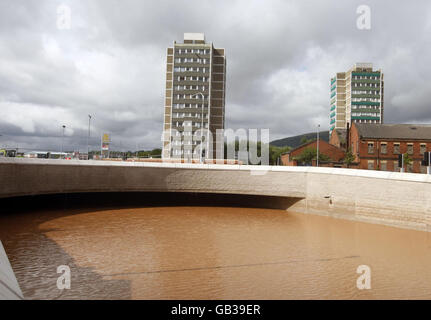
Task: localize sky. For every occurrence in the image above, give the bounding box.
[0,0,430,152]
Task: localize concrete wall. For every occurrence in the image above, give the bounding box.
[288,167,431,232]
[1,158,431,232]
[0,241,24,300]
[0,158,306,199]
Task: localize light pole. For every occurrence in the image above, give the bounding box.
[87,115,92,160]
[316,124,320,167]
[61,125,66,156]
[190,92,206,163]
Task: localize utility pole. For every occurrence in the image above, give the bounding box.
[87,115,92,160]
[316,124,320,167]
[399,154,404,172]
[422,151,431,175]
[61,125,66,156]
[428,151,431,175]
[429,151,431,175]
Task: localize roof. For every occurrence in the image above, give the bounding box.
[283,138,338,155]
[354,123,431,140]
[25,151,67,155]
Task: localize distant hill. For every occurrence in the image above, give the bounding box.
[270,131,330,148]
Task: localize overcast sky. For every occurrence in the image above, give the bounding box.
[0,0,430,152]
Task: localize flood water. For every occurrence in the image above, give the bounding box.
[1,203,431,299]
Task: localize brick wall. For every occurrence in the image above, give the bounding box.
[350,124,431,173]
[281,140,345,166]
[329,131,341,148]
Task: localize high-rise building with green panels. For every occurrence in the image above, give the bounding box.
[330,63,384,135]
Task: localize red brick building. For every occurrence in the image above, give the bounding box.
[329,128,347,150]
[349,123,431,173]
[281,140,345,166]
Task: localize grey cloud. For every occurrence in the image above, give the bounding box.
[0,0,430,151]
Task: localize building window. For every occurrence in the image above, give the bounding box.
[381,161,387,171]
[407,143,413,155]
[368,160,374,170]
[368,142,374,154]
[393,143,400,154]
[420,144,427,155]
[380,142,387,154]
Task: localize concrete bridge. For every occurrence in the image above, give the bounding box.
[1,157,431,232]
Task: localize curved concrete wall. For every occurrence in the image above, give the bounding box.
[0,158,306,198]
[1,158,431,231]
[0,241,24,300]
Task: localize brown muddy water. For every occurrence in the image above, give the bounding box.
[1,199,431,299]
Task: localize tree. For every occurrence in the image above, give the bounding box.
[300,136,312,145]
[343,148,355,168]
[223,141,289,165]
[403,153,413,171]
[294,147,331,166]
[270,145,291,165]
[150,148,162,156]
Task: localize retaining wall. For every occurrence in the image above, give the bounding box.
[1,158,431,231]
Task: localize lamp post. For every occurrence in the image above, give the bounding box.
[61,125,66,156]
[190,92,206,163]
[316,124,320,167]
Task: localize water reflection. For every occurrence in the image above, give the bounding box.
[1,204,431,299]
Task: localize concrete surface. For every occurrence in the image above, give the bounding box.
[0,241,24,300]
[0,158,431,231]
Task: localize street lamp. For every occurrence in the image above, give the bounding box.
[87,115,92,160]
[61,125,66,156]
[316,124,320,167]
[190,92,206,163]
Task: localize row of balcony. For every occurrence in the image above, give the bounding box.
[351,116,380,121]
[172,125,209,131]
[173,89,208,94]
[173,71,210,77]
[351,94,381,99]
[352,79,381,84]
[352,101,381,106]
[352,107,380,113]
[174,50,211,57]
[174,62,210,68]
[172,105,208,110]
[351,72,381,77]
[173,81,209,86]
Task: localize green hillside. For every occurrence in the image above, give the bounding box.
[270,131,330,148]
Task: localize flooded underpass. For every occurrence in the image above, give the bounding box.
[1,192,431,299]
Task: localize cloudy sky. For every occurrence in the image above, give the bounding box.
[0,0,430,152]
